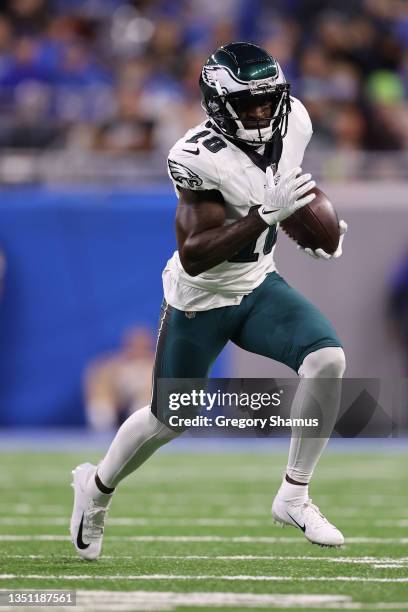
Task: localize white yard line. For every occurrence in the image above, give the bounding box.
[2,554,134,560]
[0,517,280,527]
[0,589,355,611]
[0,535,69,541]
[74,591,408,611]
[144,555,408,565]
[3,554,408,567]
[64,590,353,610]
[373,564,406,569]
[121,536,408,544]
[1,534,408,544]
[0,573,408,583]
[1,516,407,526]
[0,589,407,611]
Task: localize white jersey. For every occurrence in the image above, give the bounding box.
[163,97,312,311]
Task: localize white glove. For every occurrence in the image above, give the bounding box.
[299,220,348,260]
[259,165,316,226]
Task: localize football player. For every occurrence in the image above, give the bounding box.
[70,42,348,559]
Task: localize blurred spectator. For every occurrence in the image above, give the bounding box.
[364,70,407,149]
[0,80,59,148]
[332,103,366,150]
[6,0,50,36]
[83,326,155,431]
[92,86,155,152]
[0,16,13,72]
[0,36,53,86]
[0,0,404,154]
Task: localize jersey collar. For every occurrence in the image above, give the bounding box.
[231,132,283,172]
[205,120,282,172]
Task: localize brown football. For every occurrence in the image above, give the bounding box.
[280,187,340,254]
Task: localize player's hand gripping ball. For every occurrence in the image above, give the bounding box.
[258,166,316,227]
[280,186,347,260]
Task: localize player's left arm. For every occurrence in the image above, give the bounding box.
[299,220,348,260]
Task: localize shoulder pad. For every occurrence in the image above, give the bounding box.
[289,97,313,140]
[168,123,224,191]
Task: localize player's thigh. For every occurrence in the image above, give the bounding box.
[232,272,342,373]
[151,300,229,421]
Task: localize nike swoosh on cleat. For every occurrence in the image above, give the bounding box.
[287,512,306,533]
[182,148,200,155]
[76,513,90,549]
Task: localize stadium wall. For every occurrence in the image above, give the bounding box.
[0,187,178,426]
[0,184,405,426]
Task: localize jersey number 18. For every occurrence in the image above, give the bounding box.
[229,207,277,263]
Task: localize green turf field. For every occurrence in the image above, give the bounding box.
[0,448,407,611]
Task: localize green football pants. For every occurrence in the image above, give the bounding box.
[151,271,342,421]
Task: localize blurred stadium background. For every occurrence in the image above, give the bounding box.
[0,0,406,429]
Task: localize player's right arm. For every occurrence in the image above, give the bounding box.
[176,164,316,277]
[176,188,268,277]
[168,131,315,277]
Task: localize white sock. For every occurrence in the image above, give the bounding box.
[286,347,346,484]
[86,472,113,507]
[278,478,309,504]
[90,405,179,496]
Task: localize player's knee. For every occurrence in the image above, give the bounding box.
[157,422,180,442]
[148,409,181,442]
[299,346,346,378]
